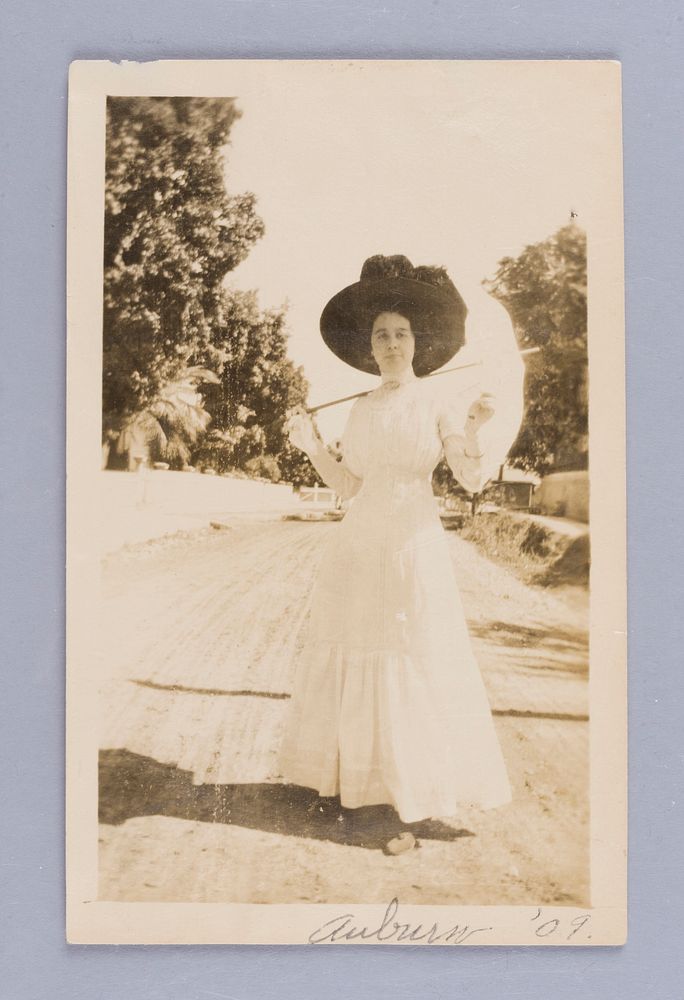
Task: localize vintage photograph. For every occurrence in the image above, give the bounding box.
[66,60,626,944]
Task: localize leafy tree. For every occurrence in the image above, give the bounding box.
[103,96,332,484]
[432,458,472,501]
[244,454,282,482]
[483,223,588,475]
[103,96,317,481]
[193,287,317,484]
[276,439,318,489]
[103,97,264,459]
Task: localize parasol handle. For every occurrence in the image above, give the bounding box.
[305,347,539,415]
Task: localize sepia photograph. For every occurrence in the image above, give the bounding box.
[66,59,626,944]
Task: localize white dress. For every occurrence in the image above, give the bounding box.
[280,374,512,823]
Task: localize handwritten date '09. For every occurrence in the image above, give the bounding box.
[307,899,593,945]
[530,908,592,941]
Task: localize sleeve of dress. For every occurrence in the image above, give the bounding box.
[438,403,514,495]
[437,289,525,494]
[305,439,362,501]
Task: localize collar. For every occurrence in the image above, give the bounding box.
[380,368,417,388]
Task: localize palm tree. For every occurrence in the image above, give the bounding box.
[114,364,219,469]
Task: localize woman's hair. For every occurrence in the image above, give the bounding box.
[367,306,416,336]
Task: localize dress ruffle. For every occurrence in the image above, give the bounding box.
[280,641,511,823]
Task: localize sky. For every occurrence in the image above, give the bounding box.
[220,62,594,440]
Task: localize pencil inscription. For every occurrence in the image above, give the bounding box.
[308,897,493,945]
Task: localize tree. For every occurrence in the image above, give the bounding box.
[103,96,320,482]
[483,223,587,475]
[193,287,317,484]
[102,97,265,458]
[108,360,220,469]
[432,459,472,502]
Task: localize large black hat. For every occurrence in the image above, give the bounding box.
[319,254,467,376]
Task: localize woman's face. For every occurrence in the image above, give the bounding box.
[370,312,415,377]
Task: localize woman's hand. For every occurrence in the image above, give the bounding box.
[466,393,496,434]
[286,407,321,456]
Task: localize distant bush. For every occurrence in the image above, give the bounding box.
[244,454,281,483]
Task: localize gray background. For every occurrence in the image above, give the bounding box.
[1,0,682,996]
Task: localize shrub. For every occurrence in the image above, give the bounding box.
[459,510,588,586]
[244,454,281,483]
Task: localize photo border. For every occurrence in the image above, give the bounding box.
[66,59,626,946]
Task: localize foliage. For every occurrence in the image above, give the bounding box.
[103,96,264,453]
[197,287,316,484]
[102,96,313,481]
[483,223,588,475]
[244,454,282,483]
[431,458,472,500]
[116,361,220,468]
[277,444,318,489]
[191,430,241,474]
[459,510,589,587]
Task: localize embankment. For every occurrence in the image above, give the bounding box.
[450,510,589,587]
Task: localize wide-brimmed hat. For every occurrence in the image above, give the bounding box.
[319,254,467,376]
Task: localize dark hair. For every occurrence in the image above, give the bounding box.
[366,304,418,337]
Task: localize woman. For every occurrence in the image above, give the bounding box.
[280,254,517,854]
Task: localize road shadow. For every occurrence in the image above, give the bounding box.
[99,748,474,850]
[468,619,588,675]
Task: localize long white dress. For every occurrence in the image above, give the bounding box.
[279,373,513,823]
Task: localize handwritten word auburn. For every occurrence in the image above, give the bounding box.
[308,898,492,945]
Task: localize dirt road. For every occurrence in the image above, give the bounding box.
[98,520,589,906]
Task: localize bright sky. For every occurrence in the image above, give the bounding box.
[222,62,593,440]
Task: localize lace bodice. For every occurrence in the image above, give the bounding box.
[308,376,493,499]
